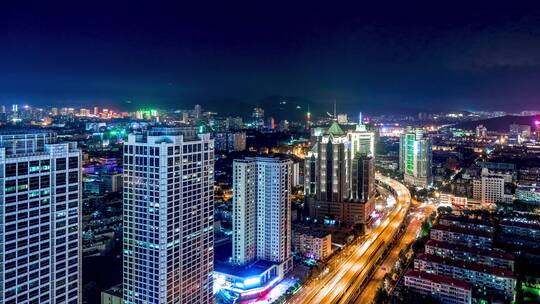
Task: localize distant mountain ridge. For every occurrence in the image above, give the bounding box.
[453,115,539,132]
[210,95,318,121]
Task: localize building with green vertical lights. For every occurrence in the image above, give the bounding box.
[399,128,432,188]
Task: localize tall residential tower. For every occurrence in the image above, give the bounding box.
[0,131,82,304]
[214,157,292,298]
[232,157,292,269]
[122,128,214,304]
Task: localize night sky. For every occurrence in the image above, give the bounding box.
[2,1,540,115]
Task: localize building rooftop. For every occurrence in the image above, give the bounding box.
[517,183,540,191]
[244,156,292,164]
[431,224,494,239]
[292,225,332,239]
[425,239,515,261]
[0,130,59,155]
[416,253,514,278]
[130,127,205,143]
[405,270,472,290]
[438,214,493,228]
[326,122,345,136]
[214,259,281,278]
[0,131,81,157]
[102,284,123,297]
[500,218,540,231]
[146,127,198,137]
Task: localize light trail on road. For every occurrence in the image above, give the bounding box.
[288,174,411,304]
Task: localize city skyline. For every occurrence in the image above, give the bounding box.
[1,104,540,303]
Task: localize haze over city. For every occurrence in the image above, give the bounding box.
[3,1,540,114]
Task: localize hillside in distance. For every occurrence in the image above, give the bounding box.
[453,115,540,132]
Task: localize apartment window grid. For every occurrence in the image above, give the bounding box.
[233,158,292,269]
[415,259,513,296]
[123,132,214,304]
[1,141,81,304]
[405,276,471,304]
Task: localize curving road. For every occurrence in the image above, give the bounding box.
[353,200,435,304]
[289,174,411,304]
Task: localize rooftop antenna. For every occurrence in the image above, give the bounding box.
[333,99,337,120]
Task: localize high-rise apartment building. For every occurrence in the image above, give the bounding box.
[476,125,487,138]
[232,157,293,270]
[214,132,246,152]
[509,123,531,144]
[251,107,265,129]
[399,128,432,187]
[122,128,214,304]
[214,157,292,298]
[225,117,243,130]
[291,161,301,187]
[231,159,257,265]
[194,104,202,120]
[0,131,82,304]
[305,122,375,225]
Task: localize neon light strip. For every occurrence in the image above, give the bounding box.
[224,276,281,296]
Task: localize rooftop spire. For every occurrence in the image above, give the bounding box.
[327,121,344,136]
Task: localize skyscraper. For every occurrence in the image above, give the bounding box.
[310,122,349,202]
[305,122,375,225]
[194,104,202,120]
[214,132,246,152]
[350,154,375,203]
[347,122,375,206]
[232,157,293,270]
[232,159,257,265]
[122,128,214,304]
[251,107,264,130]
[0,131,82,304]
[399,128,432,187]
[347,123,375,158]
